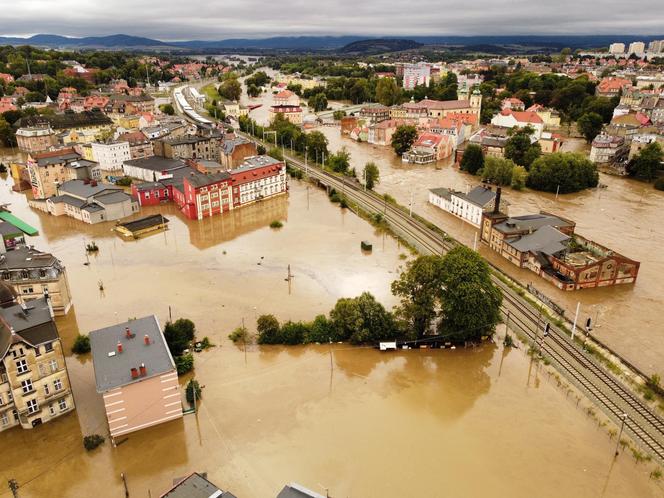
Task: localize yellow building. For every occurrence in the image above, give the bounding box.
[115,114,141,130]
[0,288,75,432]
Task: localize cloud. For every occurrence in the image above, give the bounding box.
[1,0,663,40]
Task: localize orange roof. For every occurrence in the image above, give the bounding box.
[499,109,543,124]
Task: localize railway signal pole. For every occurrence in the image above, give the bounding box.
[615,413,628,456]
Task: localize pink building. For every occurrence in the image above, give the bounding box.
[90,315,182,440]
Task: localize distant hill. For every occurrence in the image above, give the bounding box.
[1,33,664,52]
[339,39,423,54]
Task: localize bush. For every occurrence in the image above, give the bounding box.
[115,176,132,187]
[256,314,281,344]
[83,434,105,451]
[71,334,91,354]
[654,177,664,191]
[228,326,249,343]
[279,321,309,345]
[305,315,333,343]
[511,165,528,190]
[159,104,175,115]
[257,144,266,155]
[269,220,283,229]
[164,318,196,356]
[175,354,194,375]
[199,336,214,349]
[186,379,201,404]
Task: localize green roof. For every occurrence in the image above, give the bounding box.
[0,212,38,236]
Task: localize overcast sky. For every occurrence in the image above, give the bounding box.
[2,0,664,40]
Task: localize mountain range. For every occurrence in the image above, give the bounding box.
[0,33,663,51]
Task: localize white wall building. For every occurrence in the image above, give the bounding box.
[490,109,544,139]
[91,142,131,172]
[628,41,646,56]
[609,43,625,55]
[648,40,664,54]
[429,186,500,227]
[403,63,431,90]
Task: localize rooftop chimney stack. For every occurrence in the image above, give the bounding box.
[139,363,147,377]
[117,342,123,353]
[144,334,150,346]
[130,367,139,379]
[125,326,132,339]
[494,187,502,214]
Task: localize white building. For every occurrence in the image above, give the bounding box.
[91,142,131,172]
[429,185,501,227]
[609,43,625,55]
[490,109,544,139]
[648,40,664,54]
[403,63,431,90]
[628,41,646,56]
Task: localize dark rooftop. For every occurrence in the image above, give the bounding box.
[0,246,58,270]
[276,483,326,498]
[160,473,237,498]
[124,157,186,172]
[90,315,176,392]
[493,213,574,235]
[0,297,58,359]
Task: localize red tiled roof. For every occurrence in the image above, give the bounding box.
[499,109,544,124]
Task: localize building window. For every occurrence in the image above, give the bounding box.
[49,404,56,416]
[1,412,8,426]
[35,346,41,357]
[44,342,53,353]
[27,399,38,414]
[21,379,33,394]
[58,398,67,411]
[49,359,58,373]
[16,359,28,374]
[44,382,50,395]
[54,378,62,391]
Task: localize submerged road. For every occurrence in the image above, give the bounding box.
[179,87,664,464]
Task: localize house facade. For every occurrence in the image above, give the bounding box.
[15,126,57,154]
[90,316,182,440]
[269,105,303,125]
[27,149,82,199]
[429,186,500,227]
[91,141,131,171]
[0,292,75,432]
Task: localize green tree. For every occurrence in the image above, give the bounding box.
[219,78,242,101]
[305,315,332,343]
[437,246,502,342]
[527,152,599,193]
[504,127,541,169]
[0,117,16,147]
[256,314,281,344]
[363,162,380,190]
[577,112,604,143]
[159,103,175,115]
[175,354,194,375]
[305,131,329,159]
[257,144,266,155]
[247,84,261,98]
[329,292,396,344]
[332,110,347,120]
[279,321,309,345]
[267,147,284,161]
[460,143,485,175]
[328,147,351,174]
[629,142,663,181]
[71,334,91,354]
[391,255,445,339]
[164,319,196,356]
[479,157,516,186]
[186,379,202,404]
[391,125,418,156]
[511,165,528,190]
[308,92,328,112]
[375,77,401,106]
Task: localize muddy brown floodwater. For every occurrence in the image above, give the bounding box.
[0,145,663,497]
[303,126,664,378]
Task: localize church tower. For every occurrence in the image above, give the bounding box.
[470,88,482,119]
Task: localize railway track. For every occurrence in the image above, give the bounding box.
[180,91,664,463]
[280,150,664,464]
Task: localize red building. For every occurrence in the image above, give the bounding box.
[132,156,288,220]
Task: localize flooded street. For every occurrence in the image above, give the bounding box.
[308,126,664,377]
[0,145,662,497]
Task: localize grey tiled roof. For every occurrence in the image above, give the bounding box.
[493,213,574,235]
[124,157,185,172]
[506,225,570,255]
[455,186,496,208]
[90,315,176,392]
[0,298,59,359]
[0,246,58,270]
[57,180,121,199]
[161,473,236,498]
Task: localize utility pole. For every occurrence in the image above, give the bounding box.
[615,413,628,456]
[571,301,580,341]
[121,473,129,498]
[409,190,413,217]
[242,317,247,364]
[8,479,19,498]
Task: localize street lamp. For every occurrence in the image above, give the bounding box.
[615,413,628,456]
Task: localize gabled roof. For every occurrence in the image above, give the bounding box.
[0,298,58,360]
[498,109,544,124]
[160,472,236,498]
[506,224,570,255]
[454,186,496,208]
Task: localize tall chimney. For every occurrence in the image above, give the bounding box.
[117,342,123,353]
[130,367,139,379]
[139,363,147,377]
[125,327,132,339]
[144,334,150,345]
[494,187,502,214]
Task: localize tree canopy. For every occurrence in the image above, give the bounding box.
[577,112,604,143]
[391,125,418,156]
[363,162,380,190]
[527,152,599,193]
[460,143,485,175]
[628,142,663,181]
